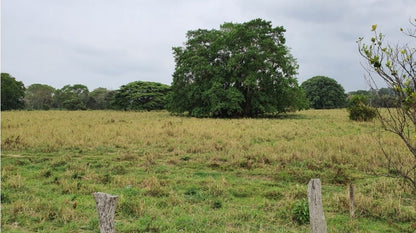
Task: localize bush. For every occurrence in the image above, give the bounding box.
[348,95,377,121]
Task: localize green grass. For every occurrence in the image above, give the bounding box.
[1,109,415,232]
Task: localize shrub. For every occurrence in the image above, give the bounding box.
[348,95,377,121]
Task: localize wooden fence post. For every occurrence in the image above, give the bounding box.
[93,192,118,233]
[308,179,327,233]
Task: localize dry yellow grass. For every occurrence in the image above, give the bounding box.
[2,109,391,177]
[1,109,380,155]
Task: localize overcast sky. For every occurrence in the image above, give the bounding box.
[2,0,416,92]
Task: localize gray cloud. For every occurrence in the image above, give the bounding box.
[2,0,416,92]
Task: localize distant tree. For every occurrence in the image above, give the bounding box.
[53,84,89,110]
[52,89,66,109]
[348,88,396,108]
[87,87,114,110]
[378,87,395,96]
[358,20,416,190]
[113,81,171,111]
[301,76,347,109]
[347,94,377,121]
[1,73,25,110]
[168,19,307,118]
[348,90,371,97]
[24,84,55,110]
[104,90,116,109]
[372,87,397,107]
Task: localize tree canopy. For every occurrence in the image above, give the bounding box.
[1,73,26,111]
[168,19,307,118]
[113,81,171,111]
[87,87,114,110]
[24,84,55,110]
[301,76,347,109]
[53,84,89,110]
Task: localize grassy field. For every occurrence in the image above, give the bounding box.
[1,109,415,232]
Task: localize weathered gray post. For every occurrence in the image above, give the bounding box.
[349,184,355,219]
[307,179,327,233]
[93,192,118,233]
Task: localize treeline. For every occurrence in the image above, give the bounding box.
[1,72,397,112]
[1,73,170,111]
[348,88,397,108]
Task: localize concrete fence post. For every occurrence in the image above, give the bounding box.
[93,192,118,233]
[349,184,355,219]
[307,179,327,233]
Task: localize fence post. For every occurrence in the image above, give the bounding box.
[93,192,118,233]
[349,184,355,219]
[308,179,327,233]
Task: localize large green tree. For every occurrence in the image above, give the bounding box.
[301,76,347,109]
[113,81,171,111]
[1,73,26,110]
[24,84,55,110]
[168,19,307,118]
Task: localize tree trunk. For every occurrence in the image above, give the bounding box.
[93,192,118,233]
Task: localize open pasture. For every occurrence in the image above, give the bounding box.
[1,110,415,232]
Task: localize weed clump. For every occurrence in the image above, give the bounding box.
[292,199,309,225]
[1,191,10,204]
[211,200,222,209]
